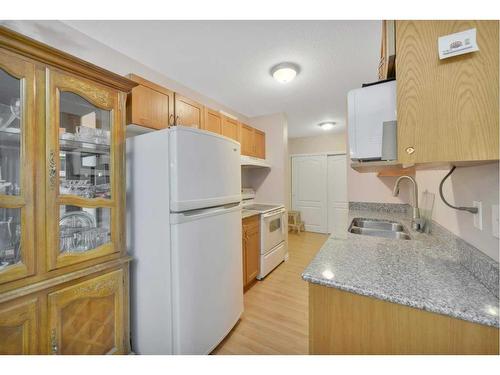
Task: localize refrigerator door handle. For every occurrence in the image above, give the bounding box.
[171,203,242,224]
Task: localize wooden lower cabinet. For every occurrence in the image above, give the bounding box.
[48,269,126,355]
[0,265,129,355]
[309,283,500,354]
[0,298,39,354]
[242,216,260,291]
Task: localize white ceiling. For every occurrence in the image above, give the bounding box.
[63,20,381,138]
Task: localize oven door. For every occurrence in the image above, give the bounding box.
[261,209,286,253]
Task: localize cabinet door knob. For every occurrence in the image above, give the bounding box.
[405,147,415,155]
[169,114,174,127]
[175,115,180,125]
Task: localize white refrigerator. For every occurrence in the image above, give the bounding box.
[126,127,243,354]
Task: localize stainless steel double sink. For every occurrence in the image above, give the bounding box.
[348,218,411,240]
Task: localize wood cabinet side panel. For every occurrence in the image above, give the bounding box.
[309,283,499,354]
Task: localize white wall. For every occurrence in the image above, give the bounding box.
[289,133,346,155]
[1,20,248,122]
[416,163,500,261]
[243,113,289,208]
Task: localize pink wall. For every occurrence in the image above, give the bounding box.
[415,163,499,261]
[347,165,411,204]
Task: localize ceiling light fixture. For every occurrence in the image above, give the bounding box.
[270,62,299,83]
[318,122,336,130]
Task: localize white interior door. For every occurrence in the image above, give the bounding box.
[291,155,328,233]
[327,155,348,235]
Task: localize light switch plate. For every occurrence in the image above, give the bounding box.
[473,201,482,231]
[438,28,479,59]
[492,205,499,239]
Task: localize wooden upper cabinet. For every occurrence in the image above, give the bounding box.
[0,50,36,285]
[396,20,499,164]
[240,123,255,156]
[0,298,38,354]
[221,116,240,142]
[48,269,125,355]
[254,129,266,159]
[174,94,204,129]
[126,74,174,130]
[46,69,123,271]
[203,108,222,134]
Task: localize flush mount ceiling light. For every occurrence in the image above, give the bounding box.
[270,62,299,83]
[318,122,336,130]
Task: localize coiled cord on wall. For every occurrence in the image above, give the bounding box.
[438,166,478,214]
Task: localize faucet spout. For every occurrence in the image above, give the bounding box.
[392,175,424,232]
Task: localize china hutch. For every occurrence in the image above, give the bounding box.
[0,27,136,354]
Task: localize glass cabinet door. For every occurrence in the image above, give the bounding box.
[47,69,124,270]
[0,51,35,284]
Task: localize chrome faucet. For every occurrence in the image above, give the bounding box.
[392,175,425,232]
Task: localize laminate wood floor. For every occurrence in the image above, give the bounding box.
[213,231,328,355]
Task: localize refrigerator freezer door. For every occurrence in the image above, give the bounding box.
[169,127,241,212]
[170,204,243,354]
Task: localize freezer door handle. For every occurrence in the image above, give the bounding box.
[171,202,242,224]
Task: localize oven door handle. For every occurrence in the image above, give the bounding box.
[262,209,286,218]
[262,211,281,219]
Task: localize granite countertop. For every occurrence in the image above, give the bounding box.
[302,203,500,328]
[242,209,260,219]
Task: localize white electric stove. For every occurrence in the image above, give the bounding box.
[241,189,287,279]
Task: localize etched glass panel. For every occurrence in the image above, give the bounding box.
[0,69,22,196]
[59,92,111,199]
[59,205,111,254]
[0,208,21,271]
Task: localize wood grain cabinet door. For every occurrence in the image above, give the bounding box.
[240,123,255,156]
[244,221,260,284]
[0,298,38,354]
[0,49,36,285]
[46,69,124,271]
[221,116,240,142]
[174,94,204,129]
[242,216,260,287]
[396,20,499,164]
[48,269,125,355]
[254,129,266,159]
[203,108,223,134]
[241,225,247,288]
[127,84,173,130]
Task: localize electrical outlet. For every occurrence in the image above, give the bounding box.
[492,204,499,239]
[473,201,482,231]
